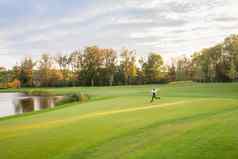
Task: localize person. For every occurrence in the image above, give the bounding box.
[150,88,160,102]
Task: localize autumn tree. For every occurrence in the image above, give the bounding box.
[19,57,35,86]
[37,54,53,86]
[175,56,192,81]
[70,50,83,73]
[11,65,21,81]
[3,34,237,87]
[136,57,146,84]
[102,48,117,86]
[69,50,83,85]
[191,35,238,82]
[55,54,71,81]
[223,34,238,81]
[81,46,104,86]
[168,63,176,82]
[120,48,137,84]
[0,67,8,87]
[143,53,164,83]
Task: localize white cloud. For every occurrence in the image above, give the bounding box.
[0,0,238,67]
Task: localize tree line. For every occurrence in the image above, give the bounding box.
[0,34,238,88]
[173,34,238,82]
[0,47,165,87]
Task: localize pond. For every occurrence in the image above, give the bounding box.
[0,93,63,118]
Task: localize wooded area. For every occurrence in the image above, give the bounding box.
[0,34,238,88]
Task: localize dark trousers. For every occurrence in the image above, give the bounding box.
[151,94,160,102]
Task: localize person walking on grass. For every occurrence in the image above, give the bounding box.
[150,88,160,102]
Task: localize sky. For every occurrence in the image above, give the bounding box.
[0,0,238,68]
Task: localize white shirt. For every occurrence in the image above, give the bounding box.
[151,89,157,94]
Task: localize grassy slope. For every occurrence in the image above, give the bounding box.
[0,82,238,159]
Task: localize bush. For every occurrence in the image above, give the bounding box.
[26,90,53,96]
[169,81,194,85]
[56,93,90,106]
[7,79,21,88]
[0,83,7,89]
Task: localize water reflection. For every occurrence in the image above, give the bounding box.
[0,93,63,118]
[15,98,34,114]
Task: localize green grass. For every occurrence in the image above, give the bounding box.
[1,82,238,159]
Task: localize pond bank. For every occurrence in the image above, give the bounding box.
[0,90,90,118]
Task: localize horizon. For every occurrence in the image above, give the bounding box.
[1,0,238,68]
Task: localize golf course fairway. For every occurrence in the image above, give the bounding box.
[1,82,238,159]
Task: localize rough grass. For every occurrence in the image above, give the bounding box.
[0,82,238,159]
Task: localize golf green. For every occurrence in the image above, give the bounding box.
[1,82,238,159]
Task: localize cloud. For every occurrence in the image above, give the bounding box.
[215,17,238,22]
[0,0,238,68]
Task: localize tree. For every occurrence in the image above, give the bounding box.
[70,50,83,73]
[48,69,64,86]
[136,57,146,84]
[191,52,204,82]
[11,64,21,81]
[69,50,83,85]
[175,56,193,81]
[19,57,35,86]
[168,63,176,82]
[37,54,53,86]
[120,48,137,84]
[143,53,164,83]
[2,34,237,87]
[102,48,117,86]
[0,67,8,88]
[223,34,238,80]
[191,35,238,82]
[82,46,104,86]
[55,54,71,81]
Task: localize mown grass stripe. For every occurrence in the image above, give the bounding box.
[1,101,187,133]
